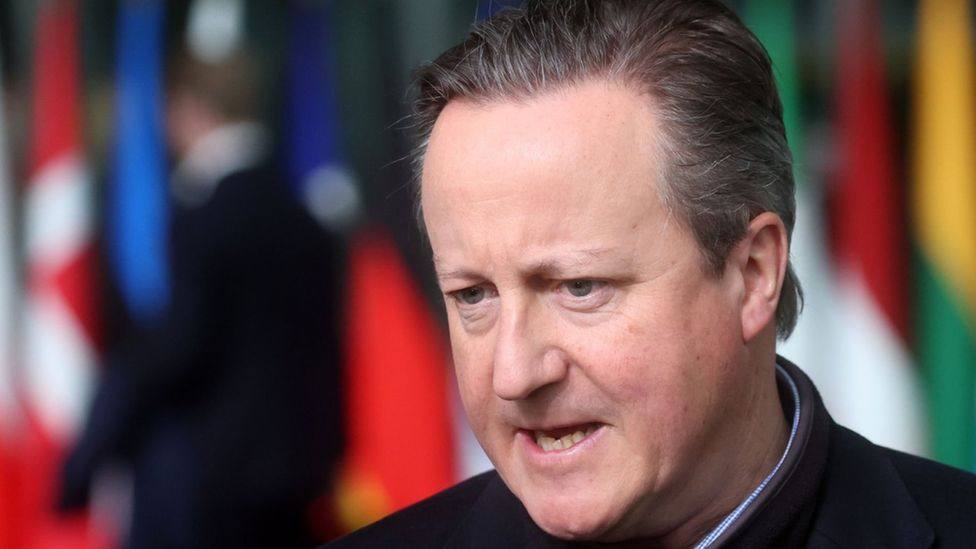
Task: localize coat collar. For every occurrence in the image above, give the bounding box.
[734,358,934,549]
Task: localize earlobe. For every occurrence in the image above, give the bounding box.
[738,212,788,342]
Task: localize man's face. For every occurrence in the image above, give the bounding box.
[422,81,753,541]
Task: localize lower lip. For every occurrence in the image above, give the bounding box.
[518,425,606,465]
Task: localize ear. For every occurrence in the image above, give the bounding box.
[733,212,788,343]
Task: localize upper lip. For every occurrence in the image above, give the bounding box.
[519,421,601,434]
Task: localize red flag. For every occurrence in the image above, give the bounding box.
[834,0,908,336]
[0,38,19,549]
[18,1,109,547]
[336,230,456,530]
[827,0,925,455]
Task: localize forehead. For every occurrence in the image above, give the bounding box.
[420,82,680,277]
[425,81,656,183]
[421,81,669,245]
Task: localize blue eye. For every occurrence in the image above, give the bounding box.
[566,280,595,297]
[456,286,486,305]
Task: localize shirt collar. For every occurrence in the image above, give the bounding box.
[694,359,804,548]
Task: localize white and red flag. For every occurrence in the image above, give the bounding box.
[825,0,926,455]
[18,1,109,547]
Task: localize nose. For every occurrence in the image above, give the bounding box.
[491,303,568,401]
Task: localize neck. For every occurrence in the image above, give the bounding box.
[657,353,789,548]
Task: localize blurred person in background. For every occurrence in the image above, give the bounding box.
[58,47,344,549]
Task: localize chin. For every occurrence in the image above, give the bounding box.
[522,491,622,541]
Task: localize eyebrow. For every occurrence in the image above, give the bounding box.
[524,247,617,277]
[432,254,478,282]
[434,247,619,282]
[435,267,481,283]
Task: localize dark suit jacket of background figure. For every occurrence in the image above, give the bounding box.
[60,151,345,549]
[327,358,976,549]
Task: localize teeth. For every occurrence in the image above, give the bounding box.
[533,426,596,452]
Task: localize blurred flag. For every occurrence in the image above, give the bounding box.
[285,1,359,230]
[336,231,456,530]
[108,0,169,322]
[20,1,108,547]
[912,0,976,471]
[0,41,20,549]
[283,1,453,531]
[476,0,523,20]
[828,0,925,455]
[744,0,926,456]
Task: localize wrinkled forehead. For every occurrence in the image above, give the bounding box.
[418,81,682,270]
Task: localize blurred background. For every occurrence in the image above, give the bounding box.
[0,0,972,547]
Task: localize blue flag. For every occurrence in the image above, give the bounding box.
[108,0,169,321]
[286,2,342,184]
[477,0,522,21]
[285,1,360,229]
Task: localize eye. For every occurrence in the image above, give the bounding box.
[453,285,488,305]
[566,279,596,297]
[556,279,613,311]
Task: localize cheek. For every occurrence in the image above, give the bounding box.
[450,332,497,436]
[601,317,722,434]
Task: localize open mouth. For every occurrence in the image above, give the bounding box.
[532,424,600,452]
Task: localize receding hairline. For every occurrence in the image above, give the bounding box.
[428,80,683,204]
[416,73,677,185]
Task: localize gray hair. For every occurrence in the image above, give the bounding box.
[411,0,802,338]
